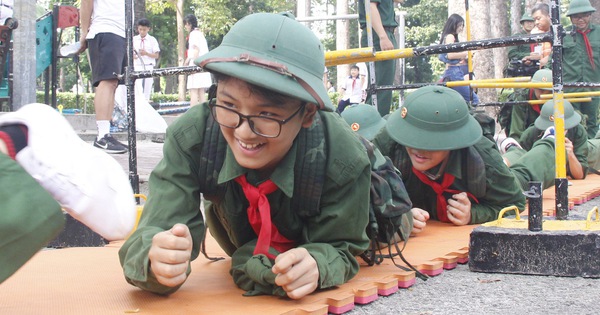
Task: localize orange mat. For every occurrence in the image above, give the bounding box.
[2,175,599,314]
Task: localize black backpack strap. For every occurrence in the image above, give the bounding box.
[291,112,327,218]
[197,112,228,200]
[463,145,487,199]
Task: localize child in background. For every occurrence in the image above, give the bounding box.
[133,18,160,101]
[337,65,364,114]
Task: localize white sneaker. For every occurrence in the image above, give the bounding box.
[542,126,555,140]
[0,103,136,241]
[499,137,522,154]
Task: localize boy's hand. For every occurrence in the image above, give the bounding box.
[447,192,471,225]
[565,138,574,156]
[148,223,193,288]
[411,208,430,235]
[272,248,318,300]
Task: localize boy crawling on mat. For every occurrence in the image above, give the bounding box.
[119,13,371,299]
[0,103,136,284]
[372,86,563,235]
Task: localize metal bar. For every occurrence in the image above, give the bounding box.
[527,182,543,232]
[131,65,202,79]
[325,32,553,66]
[549,0,568,220]
[464,0,474,102]
[51,4,58,108]
[540,91,600,98]
[125,0,139,196]
[363,0,378,111]
[476,97,591,107]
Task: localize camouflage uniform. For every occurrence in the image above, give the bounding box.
[120,102,371,295]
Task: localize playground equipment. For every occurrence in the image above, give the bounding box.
[0,16,17,109]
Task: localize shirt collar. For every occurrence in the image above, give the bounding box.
[217,141,297,198]
[445,149,464,180]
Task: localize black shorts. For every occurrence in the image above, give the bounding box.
[88,33,126,87]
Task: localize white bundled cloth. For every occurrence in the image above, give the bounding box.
[114,84,168,134]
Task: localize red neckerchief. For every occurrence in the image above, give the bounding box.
[530,89,541,114]
[235,175,294,259]
[577,29,595,70]
[411,167,479,223]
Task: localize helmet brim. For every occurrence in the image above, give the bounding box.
[386,110,482,151]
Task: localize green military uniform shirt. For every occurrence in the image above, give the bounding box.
[509,88,542,142]
[374,130,525,224]
[563,23,600,138]
[358,0,398,116]
[0,154,65,283]
[508,32,533,61]
[519,124,589,178]
[119,104,371,295]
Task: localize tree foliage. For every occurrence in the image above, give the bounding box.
[402,0,447,83]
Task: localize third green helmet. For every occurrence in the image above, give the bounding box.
[385,86,482,151]
[535,99,582,130]
[566,0,596,16]
[520,12,534,23]
[531,69,553,91]
[341,103,386,141]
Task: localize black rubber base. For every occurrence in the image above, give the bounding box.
[47,214,107,248]
[469,226,600,277]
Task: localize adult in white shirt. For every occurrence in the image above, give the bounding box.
[78,0,128,154]
[133,18,160,101]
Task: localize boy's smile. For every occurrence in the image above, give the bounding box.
[215,77,316,175]
[406,147,450,172]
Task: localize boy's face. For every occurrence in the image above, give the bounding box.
[214,77,316,174]
[350,68,359,77]
[137,25,150,38]
[405,147,450,172]
[534,88,551,99]
[570,13,592,32]
[522,21,535,33]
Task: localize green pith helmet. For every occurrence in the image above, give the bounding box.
[520,12,534,23]
[531,69,553,91]
[385,86,482,151]
[341,103,387,141]
[196,13,332,111]
[535,99,581,130]
[566,0,596,16]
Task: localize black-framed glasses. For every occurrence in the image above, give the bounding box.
[209,99,306,138]
[571,13,592,20]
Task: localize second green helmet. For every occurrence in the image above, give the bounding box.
[385,86,482,151]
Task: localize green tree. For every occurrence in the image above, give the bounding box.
[402,0,446,83]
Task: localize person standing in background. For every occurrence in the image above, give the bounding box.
[530,3,552,68]
[133,18,160,101]
[77,0,128,154]
[358,0,404,117]
[184,14,212,106]
[562,0,599,139]
[438,14,479,105]
[508,12,538,66]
